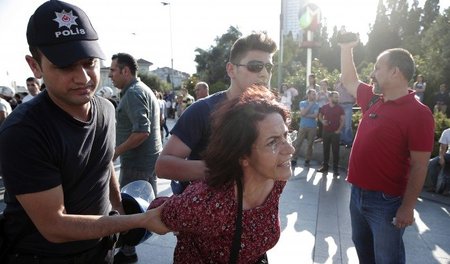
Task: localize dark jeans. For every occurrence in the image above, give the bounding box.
[350,186,405,264]
[161,118,169,135]
[425,153,450,189]
[322,130,340,169]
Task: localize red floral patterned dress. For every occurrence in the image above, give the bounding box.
[152,180,286,263]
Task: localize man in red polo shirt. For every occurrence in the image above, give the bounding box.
[317,91,344,176]
[340,39,434,263]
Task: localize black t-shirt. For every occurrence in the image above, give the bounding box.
[171,91,227,160]
[0,91,116,256]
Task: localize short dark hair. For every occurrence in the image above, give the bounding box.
[382,48,415,82]
[204,85,289,188]
[229,32,277,64]
[111,53,138,76]
[306,88,316,95]
[26,77,40,86]
[329,91,339,97]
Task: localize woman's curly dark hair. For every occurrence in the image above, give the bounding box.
[204,85,289,188]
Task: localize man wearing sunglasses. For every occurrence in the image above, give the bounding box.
[156,32,277,194]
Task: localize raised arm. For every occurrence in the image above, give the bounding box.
[339,40,362,98]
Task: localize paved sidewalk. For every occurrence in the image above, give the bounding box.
[134,161,450,264]
[1,118,449,263]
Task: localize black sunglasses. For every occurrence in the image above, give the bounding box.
[234,60,274,73]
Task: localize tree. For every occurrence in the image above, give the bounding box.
[194,26,242,90]
[366,0,401,62]
[421,0,440,32]
[420,7,450,105]
[400,2,423,54]
[138,72,171,93]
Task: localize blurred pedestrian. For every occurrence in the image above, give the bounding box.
[424,128,450,194]
[279,83,298,111]
[315,79,331,142]
[22,77,41,103]
[307,73,320,90]
[0,86,14,125]
[156,91,170,138]
[412,74,426,102]
[194,81,209,99]
[334,76,355,147]
[433,83,449,115]
[180,87,195,113]
[291,88,319,167]
[317,91,344,176]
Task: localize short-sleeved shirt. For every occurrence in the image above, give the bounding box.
[171,91,227,160]
[299,100,319,128]
[438,128,450,153]
[0,91,116,255]
[116,79,162,170]
[347,83,434,196]
[319,104,344,132]
[155,180,286,263]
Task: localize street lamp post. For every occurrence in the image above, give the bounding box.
[161,2,174,90]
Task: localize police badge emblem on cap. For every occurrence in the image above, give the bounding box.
[26,0,105,67]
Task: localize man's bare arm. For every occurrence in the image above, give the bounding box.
[16,185,169,243]
[109,161,123,213]
[339,40,362,98]
[394,151,431,228]
[155,135,207,181]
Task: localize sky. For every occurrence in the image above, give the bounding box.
[0,0,449,87]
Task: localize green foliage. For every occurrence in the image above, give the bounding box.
[138,72,170,93]
[194,26,242,92]
[352,109,362,133]
[182,75,200,96]
[210,81,228,95]
[290,110,300,131]
[420,8,450,103]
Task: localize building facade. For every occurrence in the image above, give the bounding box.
[282,0,307,41]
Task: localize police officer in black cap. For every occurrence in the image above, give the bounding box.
[0,1,168,263]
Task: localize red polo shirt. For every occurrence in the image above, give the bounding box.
[347,83,434,196]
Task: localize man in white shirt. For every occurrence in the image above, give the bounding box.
[22,77,41,103]
[425,128,450,194]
